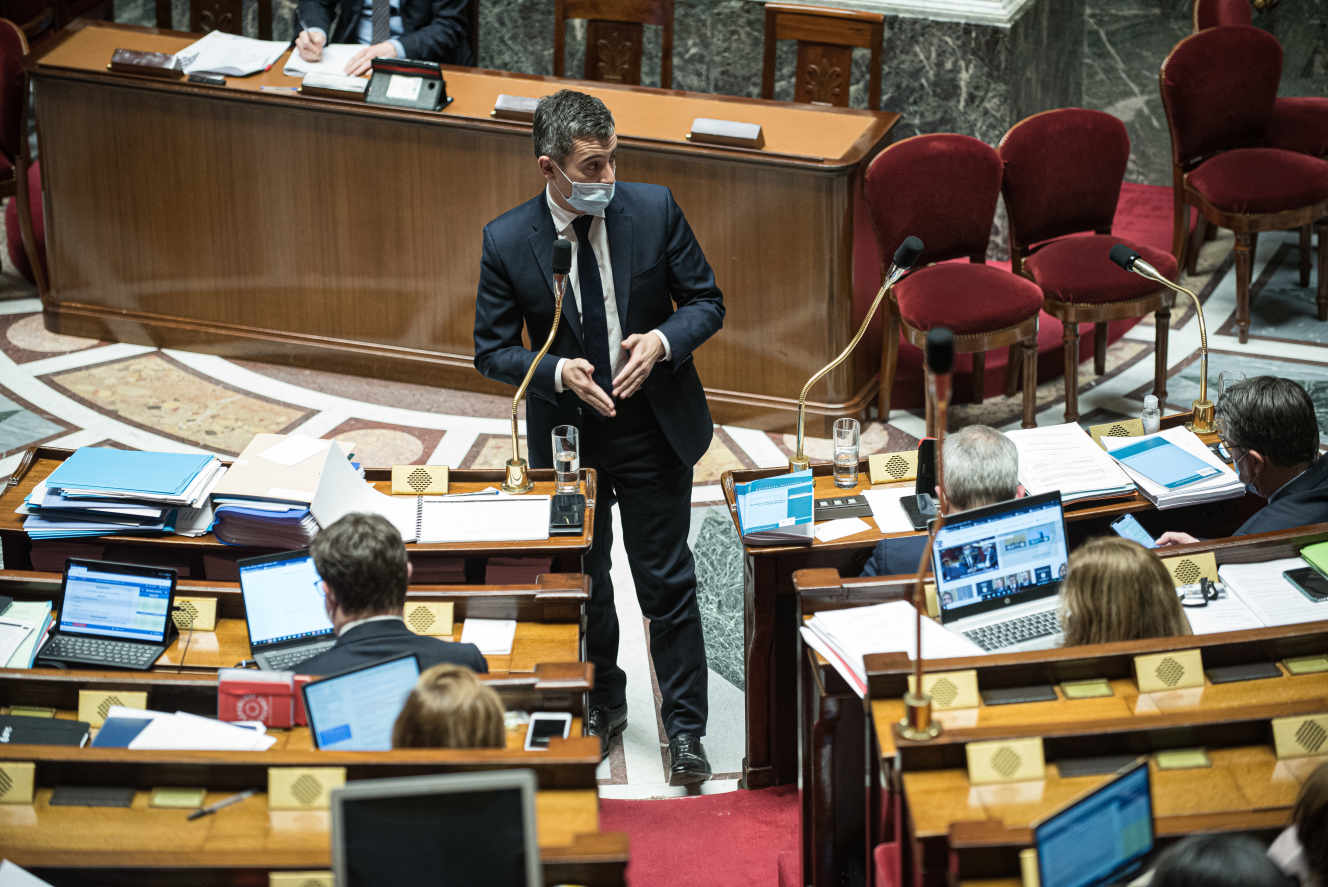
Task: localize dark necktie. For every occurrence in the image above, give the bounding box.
[571,215,614,396]
[371,0,390,45]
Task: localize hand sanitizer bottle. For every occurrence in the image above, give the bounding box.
[1141,394,1161,434]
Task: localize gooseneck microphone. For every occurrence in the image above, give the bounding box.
[789,236,925,471]
[503,238,574,493]
[1108,244,1213,433]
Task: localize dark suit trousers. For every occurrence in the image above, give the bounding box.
[579,396,708,738]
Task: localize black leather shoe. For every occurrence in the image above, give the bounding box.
[586,703,627,760]
[668,733,711,786]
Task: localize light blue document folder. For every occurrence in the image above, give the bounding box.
[44,448,213,496]
[1109,437,1220,489]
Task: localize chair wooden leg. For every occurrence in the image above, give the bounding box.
[1250,231,1259,273]
[1021,337,1037,429]
[1062,320,1080,425]
[1317,220,1328,322]
[1171,189,1188,265]
[1003,345,1019,397]
[1301,224,1313,288]
[923,369,936,438]
[1186,217,1206,276]
[879,313,900,419]
[1153,306,1170,406]
[1093,322,1108,377]
[972,352,985,404]
[1234,231,1254,344]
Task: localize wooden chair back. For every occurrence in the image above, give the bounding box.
[761,3,883,109]
[553,0,673,89]
[155,0,274,40]
[1193,0,1253,30]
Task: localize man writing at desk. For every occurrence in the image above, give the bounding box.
[473,89,725,785]
[294,0,472,77]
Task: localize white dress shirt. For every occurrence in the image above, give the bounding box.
[336,613,403,636]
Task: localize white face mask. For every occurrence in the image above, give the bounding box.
[553,161,614,216]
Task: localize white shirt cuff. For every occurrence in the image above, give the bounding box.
[553,357,568,394]
[652,329,671,361]
[389,38,405,57]
[305,26,327,42]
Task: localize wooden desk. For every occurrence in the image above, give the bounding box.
[727,413,1260,788]
[30,21,899,432]
[0,449,596,583]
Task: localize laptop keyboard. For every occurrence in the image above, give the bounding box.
[41,635,160,669]
[260,641,334,671]
[963,610,1060,652]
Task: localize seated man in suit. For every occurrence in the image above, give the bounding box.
[861,425,1019,576]
[294,0,472,77]
[1158,376,1328,544]
[293,512,487,675]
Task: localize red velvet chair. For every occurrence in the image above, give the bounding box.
[866,134,1044,432]
[1160,25,1328,343]
[999,108,1176,424]
[0,18,43,294]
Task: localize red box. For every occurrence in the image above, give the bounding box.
[218,670,295,728]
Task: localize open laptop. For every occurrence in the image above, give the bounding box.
[332,770,541,887]
[303,654,421,751]
[933,491,1069,653]
[1035,759,1154,887]
[237,549,335,670]
[36,559,177,670]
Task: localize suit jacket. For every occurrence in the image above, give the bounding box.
[293,619,487,676]
[297,0,472,64]
[1236,456,1328,535]
[474,182,725,468]
[860,535,928,578]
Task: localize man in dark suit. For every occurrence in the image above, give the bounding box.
[473,89,724,785]
[1159,376,1328,544]
[293,512,487,676]
[294,0,471,77]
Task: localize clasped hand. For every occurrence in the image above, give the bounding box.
[560,333,663,418]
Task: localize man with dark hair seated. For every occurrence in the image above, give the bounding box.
[293,512,487,675]
[1159,376,1328,545]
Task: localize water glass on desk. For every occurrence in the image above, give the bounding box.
[833,418,860,488]
[552,425,579,493]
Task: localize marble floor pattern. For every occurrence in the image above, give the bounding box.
[0,226,1323,798]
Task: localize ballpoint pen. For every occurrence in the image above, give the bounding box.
[8,447,35,487]
[187,788,257,820]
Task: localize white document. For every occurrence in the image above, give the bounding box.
[309,449,417,539]
[0,620,31,666]
[417,496,549,544]
[460,618,517,655]
[1218,557,1328,628]
[1178,585,1264,634]
[1103,427,1243,509]
[861,487,918,534]
[0,860,56,887]
[260,436,330,467]
[282,43,365,77]
[127,711,276,751]
[1005,422,1137,503]
[814,517,872,543]
[173,30,289,76]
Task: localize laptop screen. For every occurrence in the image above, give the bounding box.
[332,771,541,887]
[932,491,1069,624]
[238,550,334,648]
[303,654,421,751]
[1036,760,1153,887]
[59,559,175,643]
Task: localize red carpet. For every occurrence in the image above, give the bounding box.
[599,786,800,887]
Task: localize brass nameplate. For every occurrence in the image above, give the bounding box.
[78,690,148,727]
[1155,747,1211,770]
[966,736,1045,785]
[490,93,538,122]
[686,117,764,149]
[1020,847,1041,887]
[1087,418,1143,449]
[403,601,454,637]
[1284,655,1328,675]
[908,669,979,710]
[1272,713,1328,759]
[1161,552,1218,588]
[271,874,334,887]
[1060,678,1114,699]
[108,47,181,78]
[868,450,918,485]
[150,786,206,808]
[172,596,218,632]
[268,767,346,810]
[392,465,449,495]
[1134,648,1204,693]
[8,706,54,718]
[0,761,35,804]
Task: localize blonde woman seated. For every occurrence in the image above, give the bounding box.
[1058,537,1191,646]
[392,663,506,749]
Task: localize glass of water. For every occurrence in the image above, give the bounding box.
[552,425,579,493]
[832,418,860,489]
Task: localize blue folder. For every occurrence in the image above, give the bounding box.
[44,448,213,497]
[1110,436,1221,489]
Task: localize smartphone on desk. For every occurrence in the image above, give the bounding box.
[1110,513,1157,549]
[524,712,572,750]
[1283,567,1328,604]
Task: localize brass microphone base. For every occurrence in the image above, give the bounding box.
[502,458,534,494]
[896,691,942,741]
[1187,399,1216,435]
[788,455,810,472]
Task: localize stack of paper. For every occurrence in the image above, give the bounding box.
[19,448,223,539]
[1005,423,1137,504]
[799,600,982,697]
[211,435,354,547]
[173,30,288,76]
[3,600,53,668]
[283,43,364,77]
[733,469,814,545]
[1217,557,1328,628]
[93,705,276,751]
[1103,427,1243,509]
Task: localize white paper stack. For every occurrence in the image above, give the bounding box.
[173,30,288,76]
[799,600,982,697]
[108,705,277,751]
[283,43,364,76]
[1004,422,1137,504]
[1217,557,1328,628]
[1102,427,1243,509]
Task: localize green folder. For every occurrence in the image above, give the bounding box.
[1300,541,1328,578]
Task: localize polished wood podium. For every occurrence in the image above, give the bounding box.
[30,21,900,432]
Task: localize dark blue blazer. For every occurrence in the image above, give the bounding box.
[860,535,929,578]
[293,619,487,676]
[296,0,472,64]
[473,182,725,468]
[1237,457,1328,535]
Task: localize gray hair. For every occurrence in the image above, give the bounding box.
[1216,375,1319,468]
[942,425,1019,511]
[532,90,615,164]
